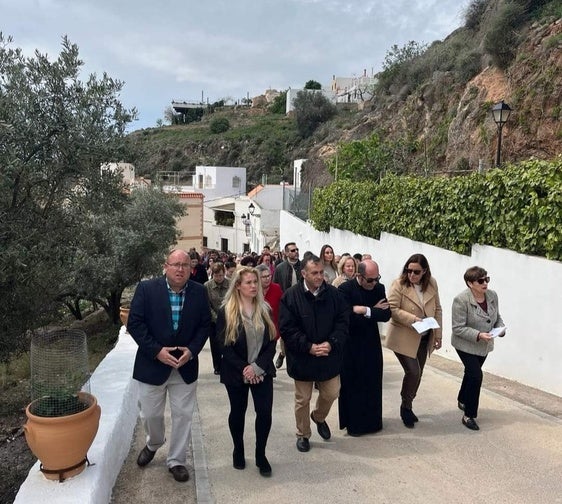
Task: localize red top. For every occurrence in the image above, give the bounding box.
[264,282,283,340]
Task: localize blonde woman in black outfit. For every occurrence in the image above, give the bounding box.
[216,266,277,476]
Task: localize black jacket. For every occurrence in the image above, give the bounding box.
[279,281,349,381]
[273,259,302,292]
[190,264,209,285]
[128,277,211,385]
[216,308,276,386]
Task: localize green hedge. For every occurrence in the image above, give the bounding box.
[311,158,562,261]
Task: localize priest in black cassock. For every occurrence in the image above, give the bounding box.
[337,260,391,436]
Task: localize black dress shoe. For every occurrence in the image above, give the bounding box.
[296,437,310,452]
[275,354,284,369]
[137,446,156,467]
[256,455,272,477]
[462,416,480,431]
[458,401,465,411]
[400,407,415,428]
[233,449,246,470]
[311,412,331,440]
[169,465,190,482]
[411,410,419,422]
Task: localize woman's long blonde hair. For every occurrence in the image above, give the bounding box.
[222,266,276,345]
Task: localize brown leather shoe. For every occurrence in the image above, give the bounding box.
[136,446,155,467]
[169,465,190,482]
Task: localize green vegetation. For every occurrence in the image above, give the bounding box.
[210,116,231,133]
[327,131,421,181]
[129,110,300,186]
[311,158,562,261]
[304,80,322,90]
[293,90,337,138]
[0,34,182,362]
[269,90,287,114]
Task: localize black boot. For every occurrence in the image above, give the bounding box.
[255,452,271,477]
[233,447,245,470]
[400,406,415,428]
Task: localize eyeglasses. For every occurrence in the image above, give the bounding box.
[361,274,381,283]
[475,276,490,284]
[261,274,271,279]
[167,262,190,270]
[405,269,422,275]
[289,248,299,253]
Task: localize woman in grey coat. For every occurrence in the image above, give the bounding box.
[452,266,506,431]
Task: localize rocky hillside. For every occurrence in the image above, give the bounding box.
[127,1,562,190]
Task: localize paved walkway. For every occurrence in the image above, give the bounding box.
[112,345,562,504]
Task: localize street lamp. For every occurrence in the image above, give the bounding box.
[248,202,255,215]
[491,100,512,167]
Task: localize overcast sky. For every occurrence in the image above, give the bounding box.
[2,0,467,131]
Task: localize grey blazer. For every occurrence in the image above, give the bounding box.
[451,288,504,356]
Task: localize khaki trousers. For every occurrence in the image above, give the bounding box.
[137,369,197,468]
[294,375,340,438]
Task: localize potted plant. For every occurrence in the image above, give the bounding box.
[119,302,131,327]
[23,329,101,482]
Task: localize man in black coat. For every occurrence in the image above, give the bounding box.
[127,249,211,482]
[272,241,302,369]
[338,260,391,436]
[279,254,349,452]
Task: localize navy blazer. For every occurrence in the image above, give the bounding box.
[127,276,211,385]
[216,308,276,387]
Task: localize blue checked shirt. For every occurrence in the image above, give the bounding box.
[166,279,186,331]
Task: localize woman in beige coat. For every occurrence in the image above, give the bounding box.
[386,254,442,428]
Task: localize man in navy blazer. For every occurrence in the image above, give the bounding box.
[127,248,211,482]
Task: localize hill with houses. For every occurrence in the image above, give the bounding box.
[127,1,562,193]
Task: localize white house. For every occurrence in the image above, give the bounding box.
[331,70,378,103]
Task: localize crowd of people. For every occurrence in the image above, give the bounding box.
[126,243,506,481]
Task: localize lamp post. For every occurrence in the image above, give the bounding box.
[491,100,512,167]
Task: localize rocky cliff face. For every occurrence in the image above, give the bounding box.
[447,19,562,169]
[302,18,561,187]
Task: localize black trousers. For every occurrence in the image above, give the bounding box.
[225,377,273,457]
[456,349,487,418]
[395,335,429,409]
[209,322,222,372]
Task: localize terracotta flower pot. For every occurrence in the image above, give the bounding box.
[24,391,101,481]
[119,306,130,326]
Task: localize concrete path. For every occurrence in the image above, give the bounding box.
[112,345,562,504]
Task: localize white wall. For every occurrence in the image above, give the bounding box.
[280,212,562,397]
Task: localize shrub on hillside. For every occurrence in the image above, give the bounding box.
[455,50,483,82]
[269,91,287,114]
[464,0,489,30]
[484,1,527,69]
[293,90,336,138]
[209,117,230,134]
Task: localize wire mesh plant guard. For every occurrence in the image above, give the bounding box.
[24,329,101,481]
[29,328,91,415]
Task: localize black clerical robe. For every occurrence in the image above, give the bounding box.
[337,279,391,435]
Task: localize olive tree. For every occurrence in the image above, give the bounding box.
[0,34,181,360]
[293,89,337,138]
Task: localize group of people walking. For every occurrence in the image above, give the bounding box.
[126,244,505,481]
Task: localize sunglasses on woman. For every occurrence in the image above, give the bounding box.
[405,269,422,275]
[475,276,490,284]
